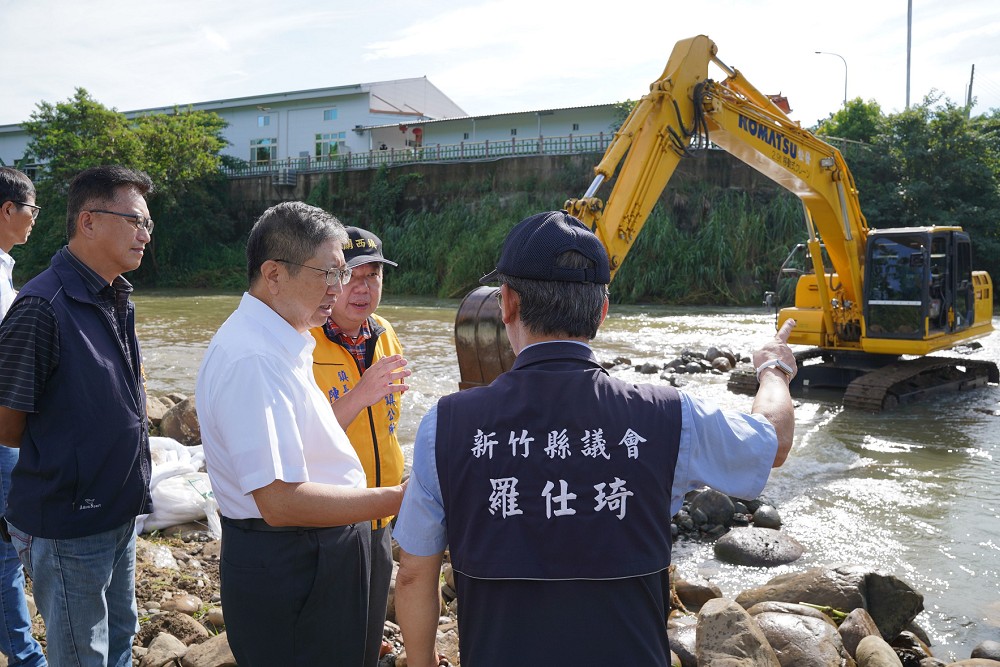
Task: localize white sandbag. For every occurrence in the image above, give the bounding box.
[140,471,219,537]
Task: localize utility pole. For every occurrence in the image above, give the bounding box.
[966,64,975,118]
[906,0,912,109]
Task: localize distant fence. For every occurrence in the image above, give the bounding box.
[221,132,869,180]
[222,133,613,178]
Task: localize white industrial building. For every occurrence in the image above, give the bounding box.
[0,77,618,174]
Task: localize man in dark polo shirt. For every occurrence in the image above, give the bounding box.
[0,165,155,667]
[0,166,47,666]
[394,210,797,666]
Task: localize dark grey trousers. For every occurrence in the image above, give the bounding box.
[220,520,372,666]
[364,524,393,667]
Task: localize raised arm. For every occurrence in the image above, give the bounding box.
[751,318,797,466]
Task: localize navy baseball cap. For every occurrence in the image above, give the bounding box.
[342,227,398,269]
[480,210,611,285]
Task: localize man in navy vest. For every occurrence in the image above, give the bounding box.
[0,166,155,667]
[393,210,797,666]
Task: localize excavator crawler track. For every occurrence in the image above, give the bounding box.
[842,357,999,412]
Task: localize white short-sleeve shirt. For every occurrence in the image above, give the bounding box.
[0,249,16,317]
[196,293,366,519]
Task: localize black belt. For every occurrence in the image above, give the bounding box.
[221,516,319,533]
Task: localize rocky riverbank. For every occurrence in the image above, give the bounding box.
[8,355,993,667]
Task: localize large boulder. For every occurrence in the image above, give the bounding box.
[714,527,803,566]
[753,610,854,667]
[735,566,922,640]
[695,598,780,666]
[689,489,736,527]
[160,396,201,446]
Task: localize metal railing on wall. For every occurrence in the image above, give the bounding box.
[222,132,613,178]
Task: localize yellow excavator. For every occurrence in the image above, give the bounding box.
[455,35,997,411]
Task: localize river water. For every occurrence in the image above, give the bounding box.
[134,291,1000,660]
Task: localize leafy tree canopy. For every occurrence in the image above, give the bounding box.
[14,88,232,282]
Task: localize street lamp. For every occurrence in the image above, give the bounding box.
[815,51,848,107]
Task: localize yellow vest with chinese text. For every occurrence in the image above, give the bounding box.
[311,314,404,528]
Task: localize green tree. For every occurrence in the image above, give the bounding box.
[14,88,233,283]
[815,98,885,143]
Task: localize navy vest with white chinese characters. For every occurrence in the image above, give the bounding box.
[437,342,681,581]
[436,342,682,665]
[6,250,152,539]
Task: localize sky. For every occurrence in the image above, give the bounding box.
[2,0,999,130]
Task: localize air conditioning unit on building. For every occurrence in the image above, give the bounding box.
[271,169,297,187]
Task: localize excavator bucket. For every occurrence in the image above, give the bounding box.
[455,286,516,390]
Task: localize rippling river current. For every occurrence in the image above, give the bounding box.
[134,291,1000,660]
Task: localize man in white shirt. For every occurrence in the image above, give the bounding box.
[196,201,406,666]
[0,166,46,667]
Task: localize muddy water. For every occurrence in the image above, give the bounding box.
[134,291,1000,659]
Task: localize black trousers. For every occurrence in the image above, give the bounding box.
[220,519,372,666]
[364,524,393,667]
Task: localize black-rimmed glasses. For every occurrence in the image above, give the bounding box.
[10,201,41,220]
[88,209,155,233]
[273,259,352,286]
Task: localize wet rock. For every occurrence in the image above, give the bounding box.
[947,661,1000,667]
[890,630,932,661]
[752,504,782,529]
[711,357,733,372]
[690,507,708,526]
[139,632,187,667]
[746,601,835,625]
[973,642,1000,660]
[674,574,722,612]
[689,489,736,527]
[863,569,925,640]
[839,607,882,658]
[714,527,803,566]
[664,358,685,371]
[636,362,660,374]
[735,566,922,640]
[917,659,947,667]
[855,635,902,666]
[161,396,201,446]
[695,598,780,666]
[180,632,237,667]
[753,610,852,666]
[137,611,211,646]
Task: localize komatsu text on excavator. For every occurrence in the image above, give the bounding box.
[455,35,997,411]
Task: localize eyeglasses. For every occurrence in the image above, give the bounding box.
[10,201,41,220]
[88,209,155,234]
[273,259,353,286]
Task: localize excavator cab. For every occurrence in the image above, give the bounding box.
[864,228,977,340]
